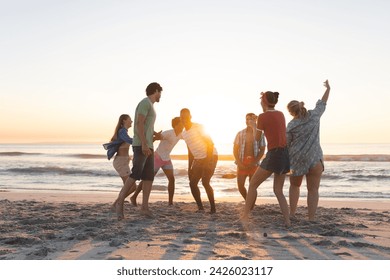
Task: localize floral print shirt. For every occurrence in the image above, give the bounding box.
[286,100,326,176]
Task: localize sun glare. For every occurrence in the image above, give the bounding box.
[189,97,248,155]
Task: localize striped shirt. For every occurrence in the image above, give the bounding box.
[181,123,217,159]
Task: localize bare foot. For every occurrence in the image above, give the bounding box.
[110,202,116,213]
[284,218,291,228]
[130,196,137,206]
[140,209,153,218]
[290,215,298,222]
[240,212,250,223]
[116,202,124,221]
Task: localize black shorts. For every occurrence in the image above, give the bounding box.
[260,147,290,175]
[130,146,155,181]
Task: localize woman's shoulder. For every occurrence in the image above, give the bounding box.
[118,127,128,133]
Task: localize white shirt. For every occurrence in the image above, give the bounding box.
[155,129,182,161]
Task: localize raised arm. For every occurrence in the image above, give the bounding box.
[321,80,331,103]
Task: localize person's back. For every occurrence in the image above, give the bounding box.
[287,100,326,166]
[258,110,287,150]
[287,80,330,222]
[242,91,291,228]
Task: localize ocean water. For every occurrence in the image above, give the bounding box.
[0,144,389,201]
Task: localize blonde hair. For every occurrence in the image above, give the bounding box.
[287,100,308,119]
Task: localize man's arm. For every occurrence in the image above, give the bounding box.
[136,114,152,156]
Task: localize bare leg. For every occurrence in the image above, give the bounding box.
[242,167,272,220]
[273,174,291,227]
[115,177,136,220]
[162,168,175,205]
[189,179,204,211]
[112,176,136,210]
[130,181,143,206]
[236,174,248,200]
[289,175,303,218]
[202,173,216,213]
[140,180,153,216]
[189,161,205,211]
[306,161,323,221]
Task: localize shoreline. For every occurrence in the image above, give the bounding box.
[2,152,390,162]
[1,190,389,210]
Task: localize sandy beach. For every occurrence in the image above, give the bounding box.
[0,191,389,260]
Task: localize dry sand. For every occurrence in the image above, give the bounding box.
[0,191,389,260]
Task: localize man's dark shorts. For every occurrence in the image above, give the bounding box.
[130,146,155,181]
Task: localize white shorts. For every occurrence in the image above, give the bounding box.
[113,155,130,177]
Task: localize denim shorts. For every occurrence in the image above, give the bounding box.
[260,147,290,175]
[130,146,155,181]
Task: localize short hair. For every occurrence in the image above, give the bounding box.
[146,82,162,96]
[171,117,181,128]
[180,108,190,115]
[246,113,257,119]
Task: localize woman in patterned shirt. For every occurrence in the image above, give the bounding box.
[286,80,331,221]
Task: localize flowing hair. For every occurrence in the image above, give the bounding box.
[111,114,130,141]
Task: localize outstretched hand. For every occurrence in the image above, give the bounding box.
[153,130,163,141]
[321,79,331,103]
[324,80,330,89]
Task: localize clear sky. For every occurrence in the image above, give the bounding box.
[1,0,390,154]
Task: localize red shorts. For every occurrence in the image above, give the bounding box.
[237,156,258,176]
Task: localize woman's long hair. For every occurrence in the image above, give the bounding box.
[111,114,130,141]
[287,101,308,119]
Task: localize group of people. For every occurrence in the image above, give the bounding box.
[103,82,218,220]
[104,80,331,227]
